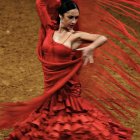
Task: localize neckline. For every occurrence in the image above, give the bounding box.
[51,30,74,51]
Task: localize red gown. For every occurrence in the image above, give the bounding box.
[5,27,132,140]
[1,0,140,140]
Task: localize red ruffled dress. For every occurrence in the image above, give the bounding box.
[5,28,132,140]
[2,0,136,139]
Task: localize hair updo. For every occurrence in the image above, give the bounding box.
[58,0,79,16]
[54,0,79,27]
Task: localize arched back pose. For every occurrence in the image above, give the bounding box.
[0,0,140,139]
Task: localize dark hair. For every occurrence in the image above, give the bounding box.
[58,0,79,16]
[54,0,79,27]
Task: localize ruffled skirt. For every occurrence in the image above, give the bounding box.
[5,87,132,140]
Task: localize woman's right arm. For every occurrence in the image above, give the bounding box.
[36,0,52,28]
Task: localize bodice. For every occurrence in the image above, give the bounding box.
[40,28,81,94]
[42,28,76,63]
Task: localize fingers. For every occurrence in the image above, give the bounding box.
[76,48,83,51]
[83,57,89,65]
[76,47,94,65]
[76,47,85,51]
[89,56,94,63]
[83,56,94,66]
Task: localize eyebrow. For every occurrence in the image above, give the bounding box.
[68,15,79,17]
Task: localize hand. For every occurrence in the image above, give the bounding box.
[76,47,94,65]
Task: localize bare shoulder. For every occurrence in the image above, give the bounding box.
[70,31,89,40]
[72,31,97,36]
[70,30,107,49]
[71,30,83,37]
[69,30,82,41]
[71,30,105,41]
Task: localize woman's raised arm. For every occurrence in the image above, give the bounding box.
[36,0,52,28]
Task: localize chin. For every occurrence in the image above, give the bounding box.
[67,27,74,30]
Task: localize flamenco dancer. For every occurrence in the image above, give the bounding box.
[0,0,140,139]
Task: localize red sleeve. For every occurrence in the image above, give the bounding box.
[36,0,52,28]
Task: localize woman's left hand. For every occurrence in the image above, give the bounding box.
[76,47,94,65]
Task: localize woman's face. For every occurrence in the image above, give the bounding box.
[60,9,79,30]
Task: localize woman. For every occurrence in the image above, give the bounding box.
[0,0,137,139]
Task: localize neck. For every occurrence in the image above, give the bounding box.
[58,23,73,33]
[58,27,67,33]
